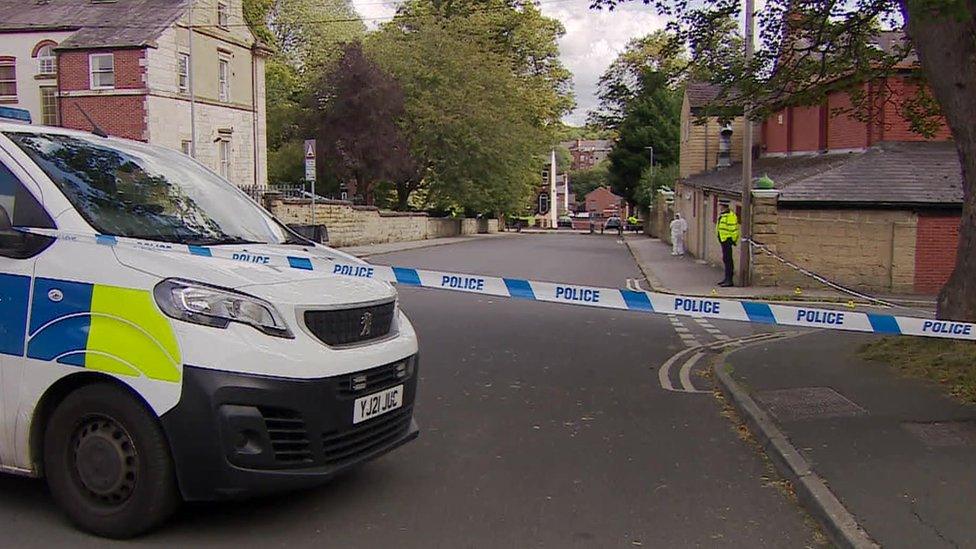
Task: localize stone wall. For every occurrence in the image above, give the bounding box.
[750,190,918,293]
[267,197,498,247]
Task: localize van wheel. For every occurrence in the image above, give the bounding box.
[43,383,180,538]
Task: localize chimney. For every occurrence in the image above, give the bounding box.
[717,124,734,168]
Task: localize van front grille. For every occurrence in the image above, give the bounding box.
[304,301,396,346]
[258,406,313,465]
[321,406,413,466]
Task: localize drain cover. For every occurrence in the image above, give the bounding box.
[903,421,976,447]
[754,387,867,422]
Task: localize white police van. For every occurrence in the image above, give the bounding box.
[0,122,419,537]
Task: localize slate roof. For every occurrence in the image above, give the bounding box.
[681,142,963,207]
[0,0,189,50]
[686,82,723,108]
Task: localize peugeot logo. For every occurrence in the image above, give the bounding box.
[359,311,374,337]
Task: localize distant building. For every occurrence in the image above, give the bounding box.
[584,186,626,219]
[0,0,271,187]
[561,139,612,171]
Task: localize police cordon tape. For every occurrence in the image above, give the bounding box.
[17,227,976,341]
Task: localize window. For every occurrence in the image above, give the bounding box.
[180,140,192,156]
[217,1,229,28]
[40,87,58,126]
[218,139,231,180]
[0,160,55,259]
[0,59,16,99]
[89,53,114,89]
[36,45,56,76]
[177,53,190,93]
[218,58,229,101]
[5,130,299,246]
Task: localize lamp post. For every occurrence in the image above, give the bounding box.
[739,0,755,287]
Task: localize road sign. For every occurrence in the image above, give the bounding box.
[304,139,316,182]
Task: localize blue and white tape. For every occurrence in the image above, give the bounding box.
[19,227,976,341]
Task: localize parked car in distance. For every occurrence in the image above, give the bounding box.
[604,216,622,230]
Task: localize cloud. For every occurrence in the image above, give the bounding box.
[351,0,666,126]
[541,0,667,125]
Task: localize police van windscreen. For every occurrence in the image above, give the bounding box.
[4,131,295,246]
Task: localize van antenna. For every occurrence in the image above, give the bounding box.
[74,105,109,138]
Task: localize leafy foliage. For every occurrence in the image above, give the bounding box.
[309,43,415,206]
[606,71,681,202]
[369,18,549,214]
[588,30,687,128]
[244,0,366,186]
[570,162,610,199]
[634,164,678,208]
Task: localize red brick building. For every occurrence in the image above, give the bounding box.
[0,0,271,187]
[674,31,962,294]
[561,139,612,171]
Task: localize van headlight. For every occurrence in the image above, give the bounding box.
[154,279,293,338]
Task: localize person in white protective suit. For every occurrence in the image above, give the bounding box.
[670,213,688,256]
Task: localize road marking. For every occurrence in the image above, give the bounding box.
[656,332,791,394]
[679,352,706,393]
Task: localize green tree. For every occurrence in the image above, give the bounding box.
[244,0,365,185]
[310,43,415,206]
[570,162,610,199]
[607,71,681,202]
[369,19,549,214]
[591,0,976,321]
[588,30,687,128]
[634,164,678,209]
[391,0,575,128]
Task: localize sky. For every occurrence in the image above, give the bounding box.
[351,0,668,126]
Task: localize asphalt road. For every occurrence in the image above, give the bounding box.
[0,234,821,547]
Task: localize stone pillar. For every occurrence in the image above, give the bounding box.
[750,189,782,286]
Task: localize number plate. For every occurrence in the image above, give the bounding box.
[353,384,404,424]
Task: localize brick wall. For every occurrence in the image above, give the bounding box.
[764,110,789,154]
[59,49,146,91]
[762,78,951,156]
[58,48,147,140]
[826,88,869,150]
[881,76,953,142]
[60,95,146,140]
[914,214,960,294]
[749,191,921,293]
[790,105,821,152]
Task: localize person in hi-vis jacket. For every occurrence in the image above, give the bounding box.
[716,203,739,287]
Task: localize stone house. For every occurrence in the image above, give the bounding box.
[678,82,748,179]
[0,0,270,187]
[674,31,962,294]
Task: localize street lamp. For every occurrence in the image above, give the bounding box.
[644,146,654,173]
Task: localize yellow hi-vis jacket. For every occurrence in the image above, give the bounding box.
[717,211,740,244]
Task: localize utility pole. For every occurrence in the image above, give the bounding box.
[645,145,654,172]
[188,0,197,158]
[549,149,557,228]
[739,0,755,287]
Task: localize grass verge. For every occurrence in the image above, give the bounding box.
[860,337,976,405]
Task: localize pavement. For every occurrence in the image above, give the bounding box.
[719,330,976,549]
[0,233,825,547]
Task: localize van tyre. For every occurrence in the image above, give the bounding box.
[43,383,180,538]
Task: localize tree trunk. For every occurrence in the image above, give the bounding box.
[903,1,976,321]
[395,182,410,211]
